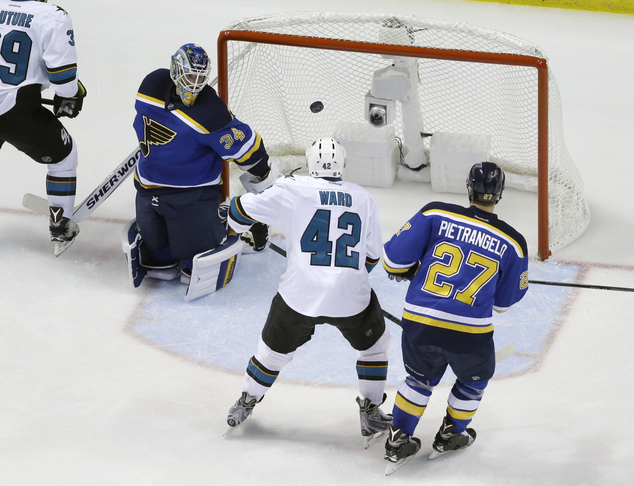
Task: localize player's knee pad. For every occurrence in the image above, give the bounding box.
[358,325,391,362]
[47,140,78,173]
[184,233,244,301]
[255,336,295,370]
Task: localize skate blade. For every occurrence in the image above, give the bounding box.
[54,238,76,257]
[364,429,389,449]
[385,453,417,476]
[222,424,235,438]
[428,449,447,460]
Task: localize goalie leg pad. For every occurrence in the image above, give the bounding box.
[185,234,245,302]
[138,244,179,281]
[121,219,147,289]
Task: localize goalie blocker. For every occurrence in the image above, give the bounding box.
[121,220,244,301]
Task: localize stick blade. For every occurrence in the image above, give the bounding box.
[22,193,49,216]
[494,342,515,363]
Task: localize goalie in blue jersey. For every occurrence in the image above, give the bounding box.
[382,162,529,471]
[127,43,277,290]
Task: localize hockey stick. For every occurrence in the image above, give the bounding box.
[42,98,54,106]
[22,146,142,222]
[528,279,634,293]
[266,243,519,363]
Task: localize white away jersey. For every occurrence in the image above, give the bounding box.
[0,0,78,115]
[231,175,383,318]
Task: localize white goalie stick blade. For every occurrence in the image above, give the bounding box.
[385,453,418,476]
[22,192,49,216]
[364,429,390,449]
[494,342,515,363]
[22,147,142,223]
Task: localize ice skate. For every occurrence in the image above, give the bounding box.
[224,392,262,436]
[384,425,421,475]
[356,394,392,449]
[49,208,79,257]
[428,416,476,460]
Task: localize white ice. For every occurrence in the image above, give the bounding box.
[1,1,633,484]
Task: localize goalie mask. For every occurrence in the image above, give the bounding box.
[467,162,505,204]
[306,137,346,178]
[170,43,211,107]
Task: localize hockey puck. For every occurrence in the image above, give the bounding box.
[310,101,324,113]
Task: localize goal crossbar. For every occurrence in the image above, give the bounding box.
[217,29,551,260]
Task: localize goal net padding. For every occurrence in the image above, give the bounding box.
[216,12,590,260]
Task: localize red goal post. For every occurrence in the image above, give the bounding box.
[216,13,589,261]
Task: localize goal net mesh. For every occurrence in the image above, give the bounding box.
[218,12,589,253]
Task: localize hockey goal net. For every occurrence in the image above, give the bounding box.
[216,12,589,260]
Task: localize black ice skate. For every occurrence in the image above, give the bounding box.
[49,207,79,257]
[384,425,421,475]
[356,393,392,449]
[429,416,477,460]
[224,392,262,436]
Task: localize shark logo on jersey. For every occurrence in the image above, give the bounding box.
[139,116,176,157]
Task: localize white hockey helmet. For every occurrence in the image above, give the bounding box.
[306,137,346,178]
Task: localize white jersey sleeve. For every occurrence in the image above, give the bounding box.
[235,175,383,318]
[0,1,79,114]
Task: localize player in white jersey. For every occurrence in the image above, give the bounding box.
[0,0,86,251]
[226,138,393,445]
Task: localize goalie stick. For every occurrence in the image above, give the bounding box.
[23,146,142,223]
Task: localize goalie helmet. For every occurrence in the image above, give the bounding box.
[306,137,346,178]
[170,43,211,107]
[466,162,505,204]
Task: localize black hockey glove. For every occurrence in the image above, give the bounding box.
[54,80,87,118]
[387,261,420,282]
[241,223,269,252]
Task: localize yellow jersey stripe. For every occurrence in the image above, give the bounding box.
[403,311,494,334]
[234,133,262,163]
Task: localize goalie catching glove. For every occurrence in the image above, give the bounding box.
[241,222,269,252]
[387,261,420,282]
[54,80,87,118]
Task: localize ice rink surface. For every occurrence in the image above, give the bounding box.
[1,0,633,484]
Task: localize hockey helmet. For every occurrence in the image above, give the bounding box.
[466,162,505,203]
[170,43,211,107]
[306,137,346,178]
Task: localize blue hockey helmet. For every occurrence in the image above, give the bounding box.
[170,43,211,107]
[466,162,505,204]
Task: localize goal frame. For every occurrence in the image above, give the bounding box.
[217,29,551,260]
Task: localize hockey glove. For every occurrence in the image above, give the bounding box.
[54,80,87,118]
[241,223,269,252]
[387,261,420,282]
[240,160,281,194]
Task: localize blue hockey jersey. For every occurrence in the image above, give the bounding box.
[383,201,529,352]
[133,69,268,191]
